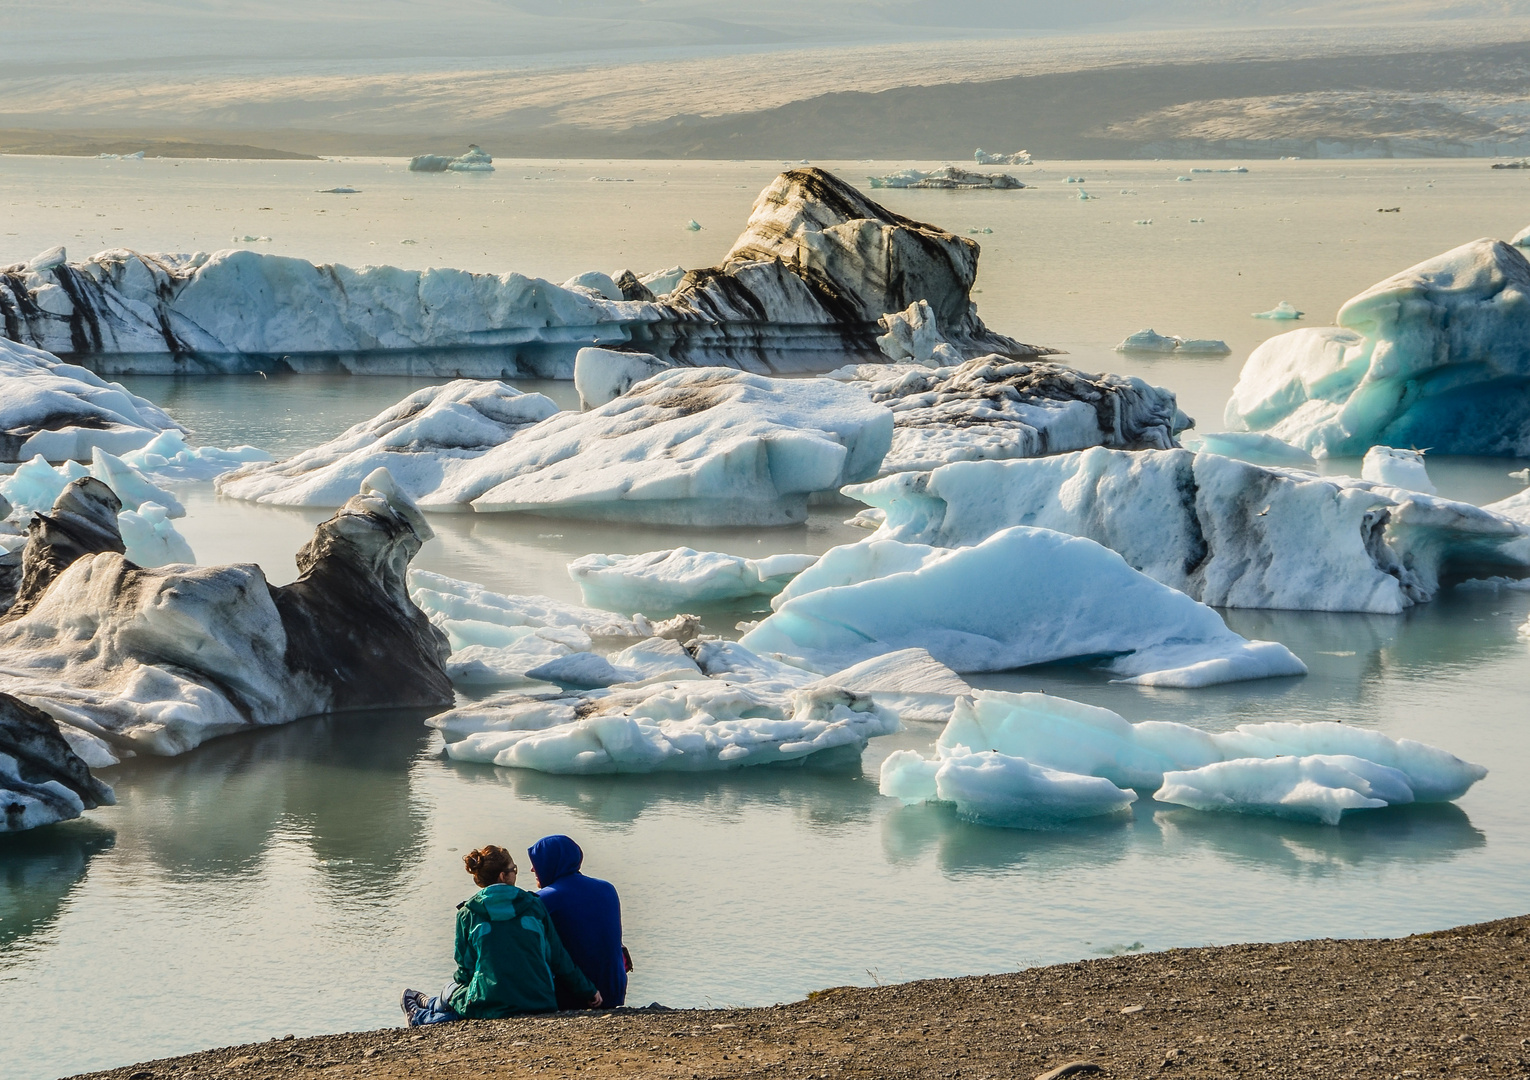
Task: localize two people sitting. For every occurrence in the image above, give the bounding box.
[402,835,627,1026]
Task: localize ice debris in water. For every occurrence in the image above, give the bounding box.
[851,446,1529,614]
[1253,301,1303,319]
[431,681,901,774]
[1,450,184,517]
[568,549,817,613]
[1227,238,1530,457]
[0,338,182,462]
[1134,219,1153,225]
[234,235,272,244]
[740,526,1307,687]
[868,167,1024,190]
[215,380,560,509]
[317,187,360,194]
[118,430,270,482]
[1362,446,1435,494]
[685,219,703,231]
[117,502,195,567]
[881,689,1486,828]
[1114,329,1229,355]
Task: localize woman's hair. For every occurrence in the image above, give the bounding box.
[463,845,513,887]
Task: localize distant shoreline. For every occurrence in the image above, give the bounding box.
[68,913,1528,1080]
[0,131,318,160]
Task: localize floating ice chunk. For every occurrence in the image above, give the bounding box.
[869,167,1024,190]
[1176,176,1194,181]
[463,368,894,526]
[1155,756,1415,825]
[638,266,686,297]
[1510,468,1530,483]
[851,446,1528,613]
[685,220,703,231]
[572,348,674,409]
[1227,239,1530,456]
[850,356,1187,475]
[1077,190,1096,200]
[317,187,360,194]
[1114,330,1229,355]
[1182,431,1316,468]
[432,682,900,774]
[118,430,271,482]
[117,502,194,566]
[234,235,272,244]
[0,339,183,462]
[740,526,1307,686]
[410,569,643,641]
[929,748,1138,828]
[875,300,965,367]
[803,647,969,723]
[447,145,494,173]
[1253,301,1303,319]
[87,448,184,515]
[569,548,816,613]
[215,380,560,508]
[0,451,183,518]
[1513,224,1530,248]
[974,149,1032,166]
[1134,219,1152,225]
[1362,446,1435,494]
[1063,177,1086,184]
[26,247,67,273]
[561,272,623,301]
[408,154,453,173]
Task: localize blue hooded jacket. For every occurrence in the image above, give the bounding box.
[527,835,626,1008]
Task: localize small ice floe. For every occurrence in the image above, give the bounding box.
[590,177,633,183]
[1377,206,1402,213]
[1176,176,1194,181]
[1510,467,1530,482]
[1134,219,1152,225]
[1190,167,1248,173]
[880,689,1486,828]
[119,429,270,482]
[317,187,360,194]
[1253,300,1303,319]
[868,166,1024,190]
[568,548,818,613]
[1492,159,1530,169]
[233,235,272,243]
[1361,446,1435,494]
[1077,189,1096,200]
[1063,176,1086,183]
[1189,217,1205,223]
[1,449,184,517]
[967,226,994,234]
[401,239,417,244]
[409,145,494,173]
[1114,329,1230,355]
[117,501,195,566]
[685,219,703,231]
[740,526,1307,687]
[974,148,1032,165]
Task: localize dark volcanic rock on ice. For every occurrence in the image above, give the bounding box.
[0,691,115,832]
[1,477,125,618]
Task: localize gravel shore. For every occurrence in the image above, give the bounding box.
[73,914,1528,1080]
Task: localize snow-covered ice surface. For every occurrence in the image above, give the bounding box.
[432,682,901,774]
[1226,238,1530,457]
[740,526,1307,686]
[880,689,1486,828]
[0,169,1041,376]
[0,338,181,462]
[849,447,1530,613]
[569,548,816,613]
[1362,446,1436,493]
[840,357,1188,475]
[214,380,560,508]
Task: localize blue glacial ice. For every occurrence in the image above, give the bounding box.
[1225,237,1530,456]
[1114,329,1230,355]
[847,446,1528,613]
[568,548,818,613]
[740,526,1307,686]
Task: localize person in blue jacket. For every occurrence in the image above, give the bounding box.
[527,835,628,1009]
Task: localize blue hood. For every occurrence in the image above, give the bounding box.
[528,835,583,887]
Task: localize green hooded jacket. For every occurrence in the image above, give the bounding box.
[447,883,598,1018]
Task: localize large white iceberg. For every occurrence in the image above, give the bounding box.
[740,526,1307,686]
[881,689,1486,828]
[431,682,900,774]
[0,338,181,462]
[848,447,1529,613]
[1,169,1041,376]
[214,380,560,508]
[842,356,1189,476]
[881,746,1138,828]
[1225,238,1530,457]
[569,548,817,613]
[868,166,1024,190]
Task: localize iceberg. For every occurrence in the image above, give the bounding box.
[214,379,560,509]
[568,548,817,613]
[881,689,1485,828]
[1225,238,1530,457]
[974,149,1032,166]
[1,692,115,832]
[874,301,965,367]
[1181,431,1315,468]
[408,146,493,173]
[1,169,1041,376]
[868,167,1025,190]
[848,447,1529,613]
[845,356,1188,476]
[0,338,181,462]
[0,470,452,765]
[1253,301,1304,320]
[117,501,194,567]
[117,429,270,482]
[882,746,1137,828]
[1115,329,1230,355]
[739,526,1307,686]
[572,347,674,409]
[1362,446,1435,494]
[431,682,900,774]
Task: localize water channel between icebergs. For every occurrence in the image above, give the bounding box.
[2,157,1530,1080]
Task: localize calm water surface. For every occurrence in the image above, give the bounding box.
[1,158,1529,1080]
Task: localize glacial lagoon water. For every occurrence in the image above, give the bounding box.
[2,155,1530,1080]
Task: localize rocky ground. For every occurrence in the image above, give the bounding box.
[75,915,1528,1080]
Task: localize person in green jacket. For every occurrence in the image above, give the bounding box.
[402,844,601,1025]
